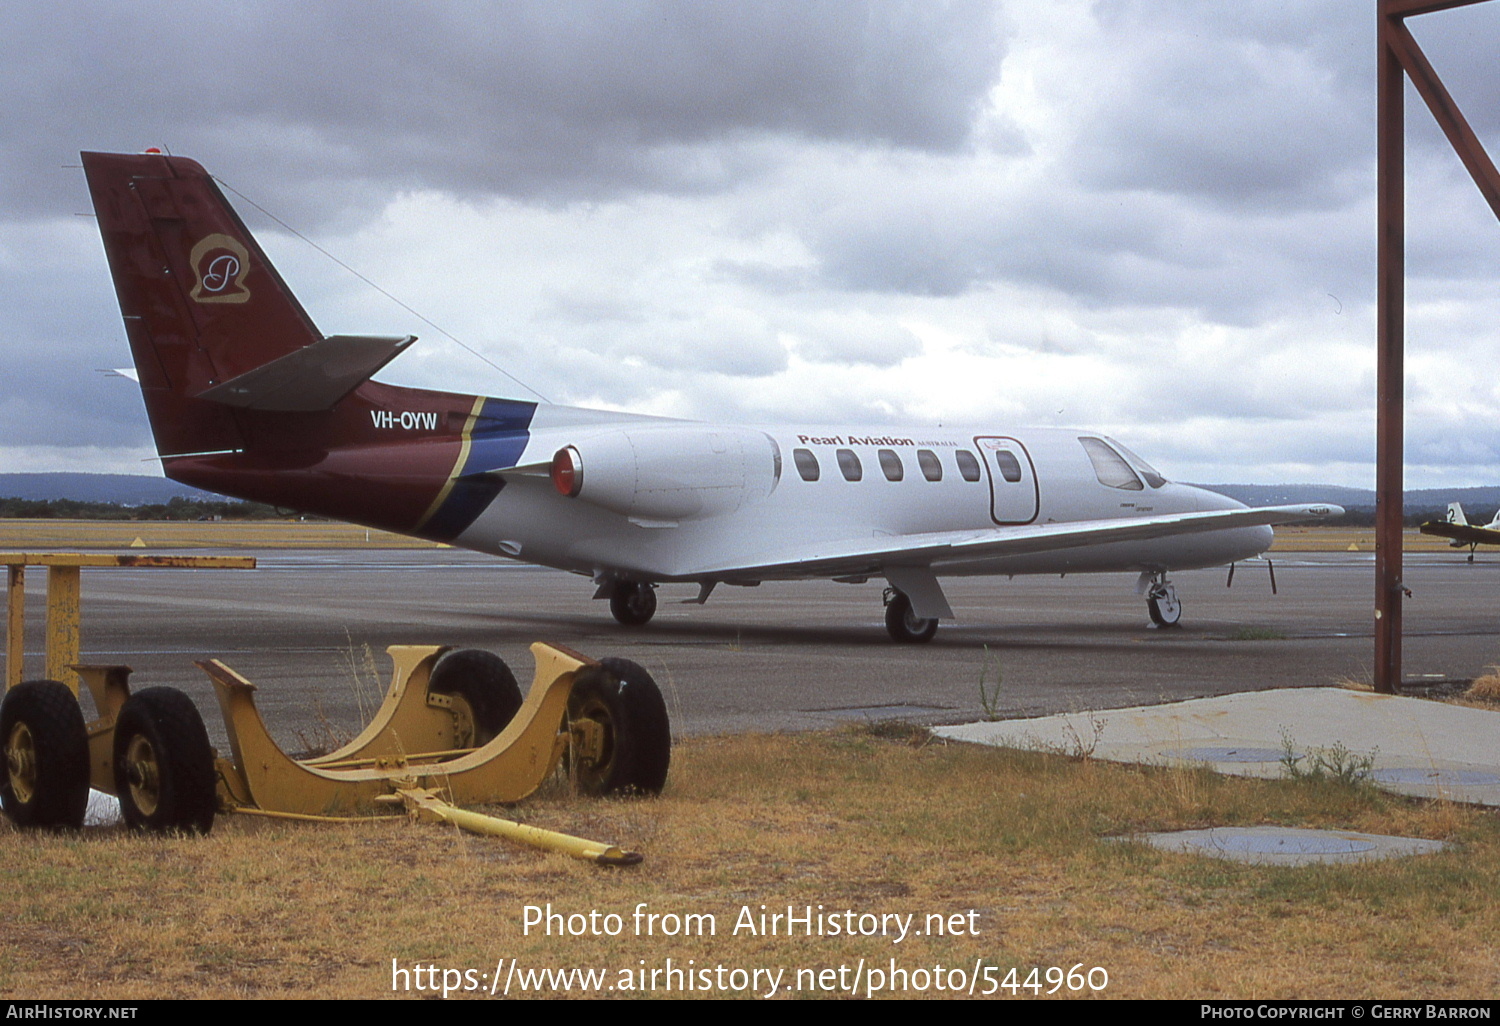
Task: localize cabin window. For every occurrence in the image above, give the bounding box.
[917,449,942,482]
[955,450,981,482]
[878,449,904,482]
[836,449,863,481]
[793,448,820,482]
[1107,437,1167,489]
[993,449,1023,483]
[1079,436,1143,491]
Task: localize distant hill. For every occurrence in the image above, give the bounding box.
[1194,484,1500,519]
[0,473,224,505]
[1194,484,1381,510]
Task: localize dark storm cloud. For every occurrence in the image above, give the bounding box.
[0,222,153,447]
[1078,0,1371,211]
[804,166,1371,323]
[0,0,1003,221]
[1404,1,1500,137]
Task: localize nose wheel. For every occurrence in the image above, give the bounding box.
[1146,579,1182,628]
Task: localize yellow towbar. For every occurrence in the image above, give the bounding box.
[391,787,643,866]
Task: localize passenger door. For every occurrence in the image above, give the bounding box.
[973,436,1039,525]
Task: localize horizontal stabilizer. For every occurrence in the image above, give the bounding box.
[195,335,416,412]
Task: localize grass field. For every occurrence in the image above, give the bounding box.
[0,519,444,550]
[0,728,1495,1000]
[0,519,1463,553]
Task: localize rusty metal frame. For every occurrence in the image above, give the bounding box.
[2,553,256,692]
[1376,0,1500,693]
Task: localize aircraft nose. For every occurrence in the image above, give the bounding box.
[1188,485,1274,555]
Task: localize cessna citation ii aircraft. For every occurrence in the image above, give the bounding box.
[82,150,1339,642]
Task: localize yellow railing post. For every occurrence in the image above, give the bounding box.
[5,564,24,689]
[45,565,82,694]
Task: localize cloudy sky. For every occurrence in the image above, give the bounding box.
[3,0,1499,488]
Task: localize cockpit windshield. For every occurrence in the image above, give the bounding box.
[1105,438,1168,489]
[1078,437,1142,491]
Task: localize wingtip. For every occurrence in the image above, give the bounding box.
[1302,503,1344,518]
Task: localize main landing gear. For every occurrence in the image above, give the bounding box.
[609,582,658,627]
[1145,574,1182,628]
[884,588,938,644]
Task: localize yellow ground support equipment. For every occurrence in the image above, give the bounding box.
[3,640,669,864]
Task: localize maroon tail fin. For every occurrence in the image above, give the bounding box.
[82,150,324,458]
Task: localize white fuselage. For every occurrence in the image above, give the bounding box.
[450,408,1268,585]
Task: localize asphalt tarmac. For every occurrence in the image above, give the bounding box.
[6,549,1498,748]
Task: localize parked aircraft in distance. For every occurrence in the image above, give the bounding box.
[82,151,1340,642]
[1420,503,1500,562]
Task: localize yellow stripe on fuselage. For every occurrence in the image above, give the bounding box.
[413,396,486,533]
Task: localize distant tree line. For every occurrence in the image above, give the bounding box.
[0,496,287,520]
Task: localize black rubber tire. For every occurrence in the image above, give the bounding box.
[0,680,90,829]
[428,648,524,747]
[885,591,938,644]
[567,657,671,796]
[609,583,658,627]
[1147,587,1183,628]
[112,687,216,834]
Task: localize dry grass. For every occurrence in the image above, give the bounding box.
[0,519,443,550]
[2,730,1497,1000]
[1269,527,1455,553]
[1464,670,1500,706]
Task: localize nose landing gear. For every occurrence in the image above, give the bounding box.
[1145,575,1182,628]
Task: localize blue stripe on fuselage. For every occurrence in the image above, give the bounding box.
[421,398,537,541]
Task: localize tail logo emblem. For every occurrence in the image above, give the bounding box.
[188,233,251,304]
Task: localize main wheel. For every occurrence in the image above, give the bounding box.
[112,687,216,834]
[885,591,938,644]
[567,657,670,796]
[609,582,658,627]
[0,680,89,829]
[1147,583,1183,628]
[428,648,523,748]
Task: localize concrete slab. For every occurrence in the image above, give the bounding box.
[936,687,1500,806]
[1122,826,1447,865]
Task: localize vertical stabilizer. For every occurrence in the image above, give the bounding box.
[82,151,323,457]
[83,150,538,538]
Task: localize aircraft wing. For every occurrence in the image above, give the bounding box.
[687,503,1342,579]
[1419,521,1500,547]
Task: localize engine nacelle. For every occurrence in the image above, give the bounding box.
[551,425,781,522]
